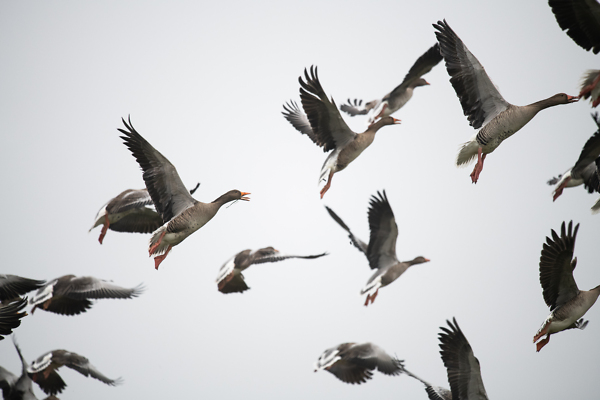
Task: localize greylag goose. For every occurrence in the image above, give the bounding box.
[547,113,600,201]
[282,67,400,199]
[549,0,600,54]
[28,349,122,396]
[580,69,600,108]
[29,275,143,316]
[433,20,578,183]
[340,43,442,122]
[216,247,327,294]
[534,221,600,351]
[118,117,250,269]
[325,190,430,306]
[314,342,404,384]
[434,318,489,400]
[0,298,27,340]
[89,183,199,245]
[0,275,45,304]
[0,339,38,400]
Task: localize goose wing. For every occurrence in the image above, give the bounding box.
[366,191,398,270]
[434,20,509,129]
[119,117,196,222]
[539,221,580,310]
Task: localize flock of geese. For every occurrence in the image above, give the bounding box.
[2,1,600,399]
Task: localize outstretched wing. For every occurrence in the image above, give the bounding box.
[434,20,509,129]
[118,116,197,222]
[539,221,580,310]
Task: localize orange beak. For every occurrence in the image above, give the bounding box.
[240,192,251,201]
[567,95,579,103]
[392,118,401,124]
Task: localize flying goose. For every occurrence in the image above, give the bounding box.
[433,19,578,183]
[325,190,429,306]
[89,183,199,245]
[340,43,442,122]
[216,247,327,294]
[29,275,143,316]
[314,342,404,384]
[28,349,122,396]
[118,117,250,269]
[547,113,600,202]
[534,221,600,351]
[548,0,600,54]
[282,67,400,199]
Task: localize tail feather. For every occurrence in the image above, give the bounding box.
[456,137,479,167]
[149,225,170,256]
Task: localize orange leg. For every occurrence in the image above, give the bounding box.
[536,336,550,352]
[154,245,172,270]
[149,230,167,255]
[470,148,486,184]
[552,176,572,201]
[373,103,388,122]
[98,214,110,244]
[533,319,551,343]
[320,170,334,199]
[580,73,600,97]
[364,289,379,306]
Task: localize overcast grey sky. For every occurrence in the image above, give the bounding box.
[1,0,599,399]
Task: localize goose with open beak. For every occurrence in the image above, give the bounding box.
[118,117,250,269]
[434,19,578,183]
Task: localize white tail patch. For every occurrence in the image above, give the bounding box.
[149,225,170,256]
[360,277,381,297]
[29,282,55,306]
[456,137,479,167]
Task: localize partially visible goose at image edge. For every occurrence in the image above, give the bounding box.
[118,117,250,269]
[340,43,443,123]
[89,183,199,245]
[534,221,600,352]
[216,247,328,294]
[547,112,600,206]
[313,342,404,384]
[433,19,578,183]
[435,318,489,400]
[325,190,430,306]
[282,66,400,199]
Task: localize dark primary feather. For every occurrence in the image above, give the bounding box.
[389,43,443,98]
[549,0,600,54]
[0,275,45,302]
[299,66,356,151]
[366,191,398,270]
[433,20,508,130]
[118,116,196,223]
[539,221,580,310]
[0,298,27,339]
[325,206,368,255]
[438,318,488,400]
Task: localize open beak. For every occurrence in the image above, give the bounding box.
[392,118,401,124]
[240,192,251,201]
[567,95,579,103]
